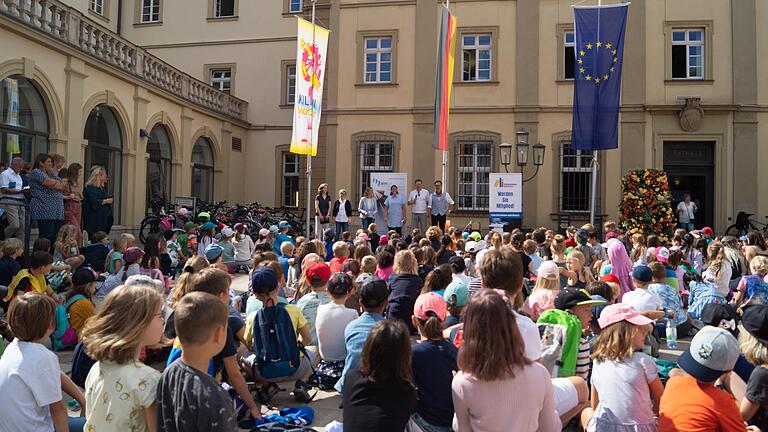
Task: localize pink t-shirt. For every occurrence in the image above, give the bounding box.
[523,289,560,321]
[375,265,393,281]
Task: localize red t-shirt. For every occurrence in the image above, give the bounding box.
[659,374,746,432]
[329,257,345,273]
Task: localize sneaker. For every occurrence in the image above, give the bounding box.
[293,380,311,403]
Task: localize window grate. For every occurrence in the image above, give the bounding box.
[558,140,599,213]
[454,134,494,211]
[231,137,242,152]
[355,135,395,202]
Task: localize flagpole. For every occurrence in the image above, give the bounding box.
[589,0,601,226]
[305,0,316,238]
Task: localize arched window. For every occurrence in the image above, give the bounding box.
[191,137,214,203]
[0,76,49,163]
[84,104,123,222]
[146,124,172,207]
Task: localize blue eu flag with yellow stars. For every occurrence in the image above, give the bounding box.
[571,4,629,150]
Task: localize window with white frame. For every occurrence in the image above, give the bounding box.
[559,140,595,213]
[90,0,104,15]
[210,69,231,93]
[214,0,235,17]
[455,136,493,211]
[363,37,393,83]
[357,135,394,201]
[289,0,302,13]
[287,64,296,104]
[141,0,160,22]
[671,29,704,79]
[564,31,575,80]
[462,34,492,82]
[282,152,300,207]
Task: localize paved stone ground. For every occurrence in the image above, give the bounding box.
[55,273,688,431]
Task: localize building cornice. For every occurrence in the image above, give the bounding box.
[141,36,297,50]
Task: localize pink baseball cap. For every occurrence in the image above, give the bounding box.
[598,303,653,329]
[358,232,370,241]
[655,247,670,263]
[413,292,447,321]
[379,235,389,244]
[537,261,560,280]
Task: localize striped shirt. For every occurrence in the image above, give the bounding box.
[468,277,483,297]
[575,337,591,379]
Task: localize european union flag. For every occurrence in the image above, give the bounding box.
[571,4,629,150]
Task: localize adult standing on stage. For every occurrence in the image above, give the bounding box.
[0,157,27,240]
[676,193,697,231]
[384,184,406,235]
[314,183,332,239]
[408,179,430,234]
[28,153,66,245]
[428,180,454,232]
[332,188,352,240]
[82,165,113,240]
[358,186,378,232]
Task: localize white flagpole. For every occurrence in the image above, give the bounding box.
[305,0,316,238]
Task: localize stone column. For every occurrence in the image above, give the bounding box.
[129,86,150,226]
[515,0,539,225]
[63,56,87,163]
[217,121,232,202]
[179,107,194,195]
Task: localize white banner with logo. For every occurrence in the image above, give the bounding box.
[489,173,522,231]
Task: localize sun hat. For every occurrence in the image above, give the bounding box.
[632,265,653,283]
[234,223,245,232]
[537,261,560,280]
[448,255,466,273]
[306,262,331,284]
[123,247,144,264]
[357,232,370,242]
[464,241,478,253]
[251,267,278,294]
[414,292,448,321]
[278,221,290,230]
[655,247,670,263]
[359,279,389,308]
[444,280,469,307]
[379,234,389,245]
[597,303,654,329]
[258,228,269,237]
[72,267,97,286]
[469,231,482,242]
[678,326,740,382]
[741,304,768,345]
[554,288,606,310]
[327,273,353,296]
[201,221,216,231]
[269,225,279,233]
[204,243,223,261]
[221,227,235,238]
[183,221,197,231]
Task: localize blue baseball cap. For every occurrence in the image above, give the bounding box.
[278,221,290,230]
[204,243,223,261]
[201,221,216,231]
[269,225,279,233]
[632,265,653,283]
[251,267,278,294]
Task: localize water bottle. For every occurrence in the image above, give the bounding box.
[666,319,678,349]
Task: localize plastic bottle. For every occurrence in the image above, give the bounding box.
[666,319,678,349]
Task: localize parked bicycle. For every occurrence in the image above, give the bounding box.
[139,198,176,244]
[725,211,768,237]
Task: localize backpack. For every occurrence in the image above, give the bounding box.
[537,323,568,378]
[744,275,768,305]
[537,309,583,378]
[52,294,86,351]
[252,303,301,379]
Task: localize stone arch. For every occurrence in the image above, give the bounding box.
[144,111,181,160]
[190,125,222,167]
[81,90,132,153]
[0,58,64,141]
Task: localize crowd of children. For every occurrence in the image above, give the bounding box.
[0,217,767,431]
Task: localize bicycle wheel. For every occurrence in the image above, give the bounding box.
[725,224,747,237]
[139,216,160,244]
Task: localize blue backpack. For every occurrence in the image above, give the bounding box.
[252,303,300,379]
[52,294,86,351]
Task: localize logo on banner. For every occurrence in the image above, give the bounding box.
[493,177,516,188]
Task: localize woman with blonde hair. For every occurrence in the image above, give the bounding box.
[358,186,378,232]
[314,183,332,239]
[387,250,423,334]
[63,162,84,245]
[82,165,113,238]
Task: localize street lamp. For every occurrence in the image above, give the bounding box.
[513,129,546,183]
[499,142,513,172]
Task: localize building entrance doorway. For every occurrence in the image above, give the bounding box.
[663,141,715,230]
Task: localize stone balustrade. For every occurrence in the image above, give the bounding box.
[0,0,248,122]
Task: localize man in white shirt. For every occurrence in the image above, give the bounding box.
[676,193,697,232]
[407,179,430,235]
[0,157,26,240]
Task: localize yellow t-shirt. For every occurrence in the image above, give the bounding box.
[68,298,96,339]
[244,304,307,346]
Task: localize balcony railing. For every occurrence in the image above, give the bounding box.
[0,0,248,122]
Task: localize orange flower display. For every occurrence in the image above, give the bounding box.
[619,169,676,242]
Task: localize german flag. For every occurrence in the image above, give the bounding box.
[433,6,457,151]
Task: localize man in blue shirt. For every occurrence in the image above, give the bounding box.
[335,278,389,393]
[383,185,406,236]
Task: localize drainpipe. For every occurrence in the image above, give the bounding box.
[117,0,123,35]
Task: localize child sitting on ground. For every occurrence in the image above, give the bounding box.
[178,221,198,259]
[278,241,294,280]
[524,239,543,275]
[0,238,22,289]
[53,224,85,271]
[563,250,594,289]
[65,267,98,339]
[197,222,216,257]
[2,250,55,303]
[734,256,768,306]
[524,261,562,321]
[314,273,357,389]
[123,246,145,278]
[0,292,86,431]
[621,265,669,321]
[33,238,69,292]
[204,243,227,272]
[648,262,690,337]
[685,271,725,321]
[587,281,615,335]
[156,292,238,430]
[273,221,294,255]
[443,280,469,328]
[580,304,663,431]
[296,262,332,345]
[105,233,131,274]
[329,241,350,273]
[738,304,768,430]
[80,283,165,431]
[233,224,255,272]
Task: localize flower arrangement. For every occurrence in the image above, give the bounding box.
[619,169,676,242]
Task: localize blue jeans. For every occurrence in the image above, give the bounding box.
[69,416,86,431]
[361,217,375,231]
[335,222,349,241]
[679,222,694,232]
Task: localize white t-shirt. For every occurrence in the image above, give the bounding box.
[515,310,543,361]
[677,201,697,223]
[0,340,62,432]
[621,288,662,312]
[336,199,349,223]
[408,189,430,214]
[316,302,359,362]
[0,167,24,199]
[85,361,160,432]
[588,352,658,431]
[234,234,255,262]
[452,273,472,289]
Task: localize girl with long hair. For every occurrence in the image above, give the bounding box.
[435,235,454,265]
[745,231,768,265]
[63,162,83,245]
[53,223,85,270]
[703,242,732,298]
[563,250,594,289]
[452,289,561,431]
[421,263,452,295]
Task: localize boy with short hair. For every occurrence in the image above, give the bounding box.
[278,241,294,280]
[523,239,543,274]
[157,292,238,431]
[0,292,86,431]
[296,262,332,345]
[2,251,55,303]
[622,265,669,321]
[329,241,349,273]
[335,278,389,393]
[273,221,294,255]
[648,261,689,336]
